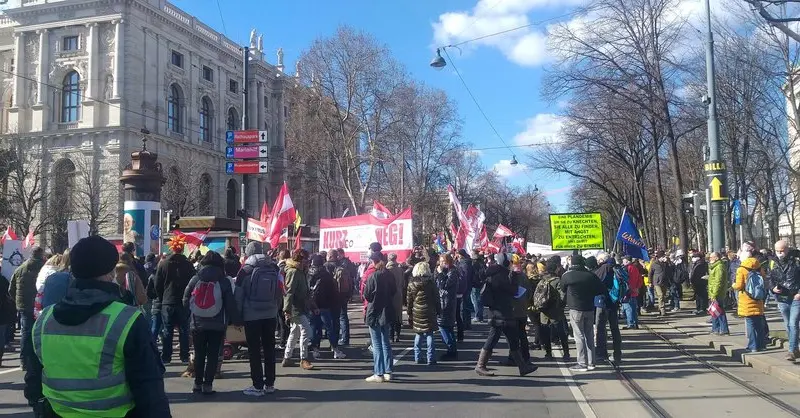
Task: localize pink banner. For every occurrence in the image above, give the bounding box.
[320,208,413,262]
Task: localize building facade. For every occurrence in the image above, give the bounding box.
[0,0,293,248]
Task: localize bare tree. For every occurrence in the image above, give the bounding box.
[71,153,117,235]
[298,26,407,214]
[0,134,50,237]
[162,154,208,217]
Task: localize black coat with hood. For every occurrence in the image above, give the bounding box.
[484,263,517,327]
[768,251,800,303]
[309,265,339,312]
[24,278,171,417]
[153,253,196,306]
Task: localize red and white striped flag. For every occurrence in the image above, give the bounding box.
[23,228,35,248]
[371,200,393,219]
[1,226,18,245]
[174,229,210,248]
[447,185,469,227]
[268,183,297,248]
[493,224,515,238]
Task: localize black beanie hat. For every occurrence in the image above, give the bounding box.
[311,254,325,267]
[369,242,383,253]
[71,235,119,279]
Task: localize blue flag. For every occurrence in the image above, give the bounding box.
[616,209,649,261]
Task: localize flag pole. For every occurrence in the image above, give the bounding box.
[613,207,627,254]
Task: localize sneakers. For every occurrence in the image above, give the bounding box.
[310,348,321,360]
[264,386,276,394]
[333,348,347,359]
[201,384,215,395]
[569,364,589,372]
[365,374,385,383]
[300,359,314,370]
[281,358,293,367]
[383,373,392,382]
[192,383,202,393]
[243,386,265,397]
[786,352,797,362]
[587,364,596,371]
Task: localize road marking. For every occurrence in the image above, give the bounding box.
[553,349,597,418]
[0,367,21,375]
[393,347,412,366]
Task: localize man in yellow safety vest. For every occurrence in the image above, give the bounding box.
[24,235,171,417]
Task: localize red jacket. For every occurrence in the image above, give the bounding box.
[626,264,644,297]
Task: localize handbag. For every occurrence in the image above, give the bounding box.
[707,299,722,318]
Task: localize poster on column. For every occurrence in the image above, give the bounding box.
[123,201,161,257]
[320,208,413,262]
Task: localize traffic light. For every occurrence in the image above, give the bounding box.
[236,209,249,219]
[693,193,703,218]
[170,215,181,231]
[682,193,695,215]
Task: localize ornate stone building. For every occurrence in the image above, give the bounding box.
[0,0,294,248]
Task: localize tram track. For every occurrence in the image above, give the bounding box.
[610,322,800,418]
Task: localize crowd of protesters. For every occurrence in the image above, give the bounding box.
[3,230,799,416]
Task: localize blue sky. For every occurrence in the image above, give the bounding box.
[172,0,576,210]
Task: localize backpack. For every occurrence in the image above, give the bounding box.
[609,266,630,304]
[744,267,767,301]
[120,272,138,307]
[334,266,352,295]
[190,281,223,318]
[248,263,279,303]
[533,277,559,311]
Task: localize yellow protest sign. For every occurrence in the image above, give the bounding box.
[549,213,605,250]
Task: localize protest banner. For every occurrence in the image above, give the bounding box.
[549,213,604,251]
[320,208,413,262]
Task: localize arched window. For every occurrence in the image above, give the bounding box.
[199,173,212,215]
[168,84,182,133]
[226,107,238,131]
[50,158,76,252]
[226,179,238,219]
[199,97,213,142]
[61,71,80,122]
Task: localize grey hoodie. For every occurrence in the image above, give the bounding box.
[182,265,239,332]
[234,254,281,321]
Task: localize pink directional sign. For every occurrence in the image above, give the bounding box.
[225,145,269,159]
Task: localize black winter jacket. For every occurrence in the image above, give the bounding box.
[364,267,396,328]
[407,274,440,333]
[560,266,605,312]
[456,258,473,296]
[484,264,516,327]
[309,266,339,311]
[154,254,195,306]
[768,256,800,303]
[24,279,171,417]
[435,267,458,327]
[182,266,239,332]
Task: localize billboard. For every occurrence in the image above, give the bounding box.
[320,208,413,262]
[549,212,604,251]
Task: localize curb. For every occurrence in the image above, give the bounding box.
[651,318,800,386]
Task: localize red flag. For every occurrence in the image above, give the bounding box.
[447,185,469,227]
[479,225,489,248]
[371,200,393,219]
[294,224,303,250]
[493,224,515,238]
[1,226,18,244]
[173,229,209,248]
[512,237,526,254]
[268,183,296,247]
[23,228,35,249]
[260,201,270,223]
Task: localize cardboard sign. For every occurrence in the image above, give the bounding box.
[549,213,604,251]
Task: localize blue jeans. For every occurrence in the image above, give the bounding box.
[311,309,338,349]
[338,298,350,345]
[778,300,800,353]
[711,304,730,334]
[745,315,767,351]
[414,332,435,364]
[368,324,393,376]
[150,309,163,346]
[438,325,457,354]
[161,305,190,362]
[647,286,655,307]
[622,298,638,326]
[670,285,681,309]
[20,312,34,369]
[471,288,484,321]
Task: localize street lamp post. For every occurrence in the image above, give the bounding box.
[703,0,727,252]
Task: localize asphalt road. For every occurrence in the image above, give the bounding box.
[2,309,800,417]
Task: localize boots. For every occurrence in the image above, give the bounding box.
[475,349,495,376]
[511,350,537,377]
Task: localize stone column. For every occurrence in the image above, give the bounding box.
[11,32,23,107]
[256,82,263,129]
[113,19,124,99]
[36,29,47,105]
[85,23,98,99]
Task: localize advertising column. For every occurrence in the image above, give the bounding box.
[119,139,166,257]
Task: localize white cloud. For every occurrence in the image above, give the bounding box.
[513,113,564,145]
[432,0,584,67]
[493,159,530,177]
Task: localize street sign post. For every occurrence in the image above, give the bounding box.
[732,199,741,225]
[225,161,269,174]
[704,160,728,252]
[225,130,269,144]
[225,145,269,159]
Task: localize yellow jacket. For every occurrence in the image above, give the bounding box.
[733,257,765,317]
[643,261,651,286]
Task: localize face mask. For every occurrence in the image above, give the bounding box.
[675,258,683,264]
[691,257,700,263]
[777,251,786,259]
[738,250,750,260]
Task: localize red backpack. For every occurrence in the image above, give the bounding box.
[190,281,223,318]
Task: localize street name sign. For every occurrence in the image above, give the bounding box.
[225,130,269,144]
[225,161,269,174]
[225,145,269,159]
